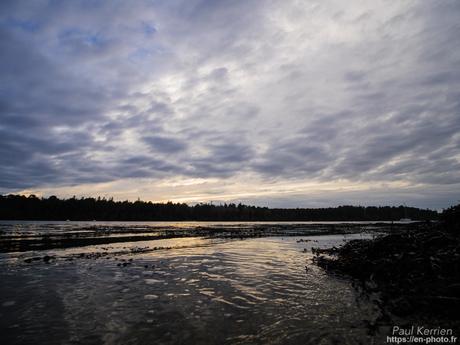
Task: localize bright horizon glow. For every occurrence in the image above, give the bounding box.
[15,175,446,210]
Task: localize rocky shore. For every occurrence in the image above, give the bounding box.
[314,206,460,325]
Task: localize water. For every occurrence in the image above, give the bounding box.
[0,222,389,345]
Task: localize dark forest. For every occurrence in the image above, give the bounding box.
[0,194,438,221]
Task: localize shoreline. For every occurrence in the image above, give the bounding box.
[313,223,460,328]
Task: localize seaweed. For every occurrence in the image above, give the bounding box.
[314,221,460,323]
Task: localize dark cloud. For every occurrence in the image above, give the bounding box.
[143,136,188,153]
[253,137,331,177]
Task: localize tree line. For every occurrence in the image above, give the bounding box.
[0,194,439,221]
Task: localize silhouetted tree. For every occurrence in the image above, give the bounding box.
[0,194,440,221]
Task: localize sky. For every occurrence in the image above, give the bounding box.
[1,0,459,209]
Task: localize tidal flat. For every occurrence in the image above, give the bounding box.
[0,221,426,345]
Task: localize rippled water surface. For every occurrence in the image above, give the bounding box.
[0,223,388,345]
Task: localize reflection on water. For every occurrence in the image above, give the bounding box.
[0,233,387,345]
[0,220,400,238]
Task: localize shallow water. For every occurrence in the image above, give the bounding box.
[0,228,389,345]
[0,219,404,238]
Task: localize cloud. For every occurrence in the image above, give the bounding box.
[1,0,459,208]
[143,135,188,153]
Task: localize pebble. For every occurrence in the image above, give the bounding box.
[2,301,16,307]
[144,295,159,300]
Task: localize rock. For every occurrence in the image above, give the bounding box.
[315,225,460,319]
[43,255,53,263]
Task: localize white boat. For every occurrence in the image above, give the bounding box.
[399,218,412,223]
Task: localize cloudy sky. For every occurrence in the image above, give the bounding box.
[1,0,459,209]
